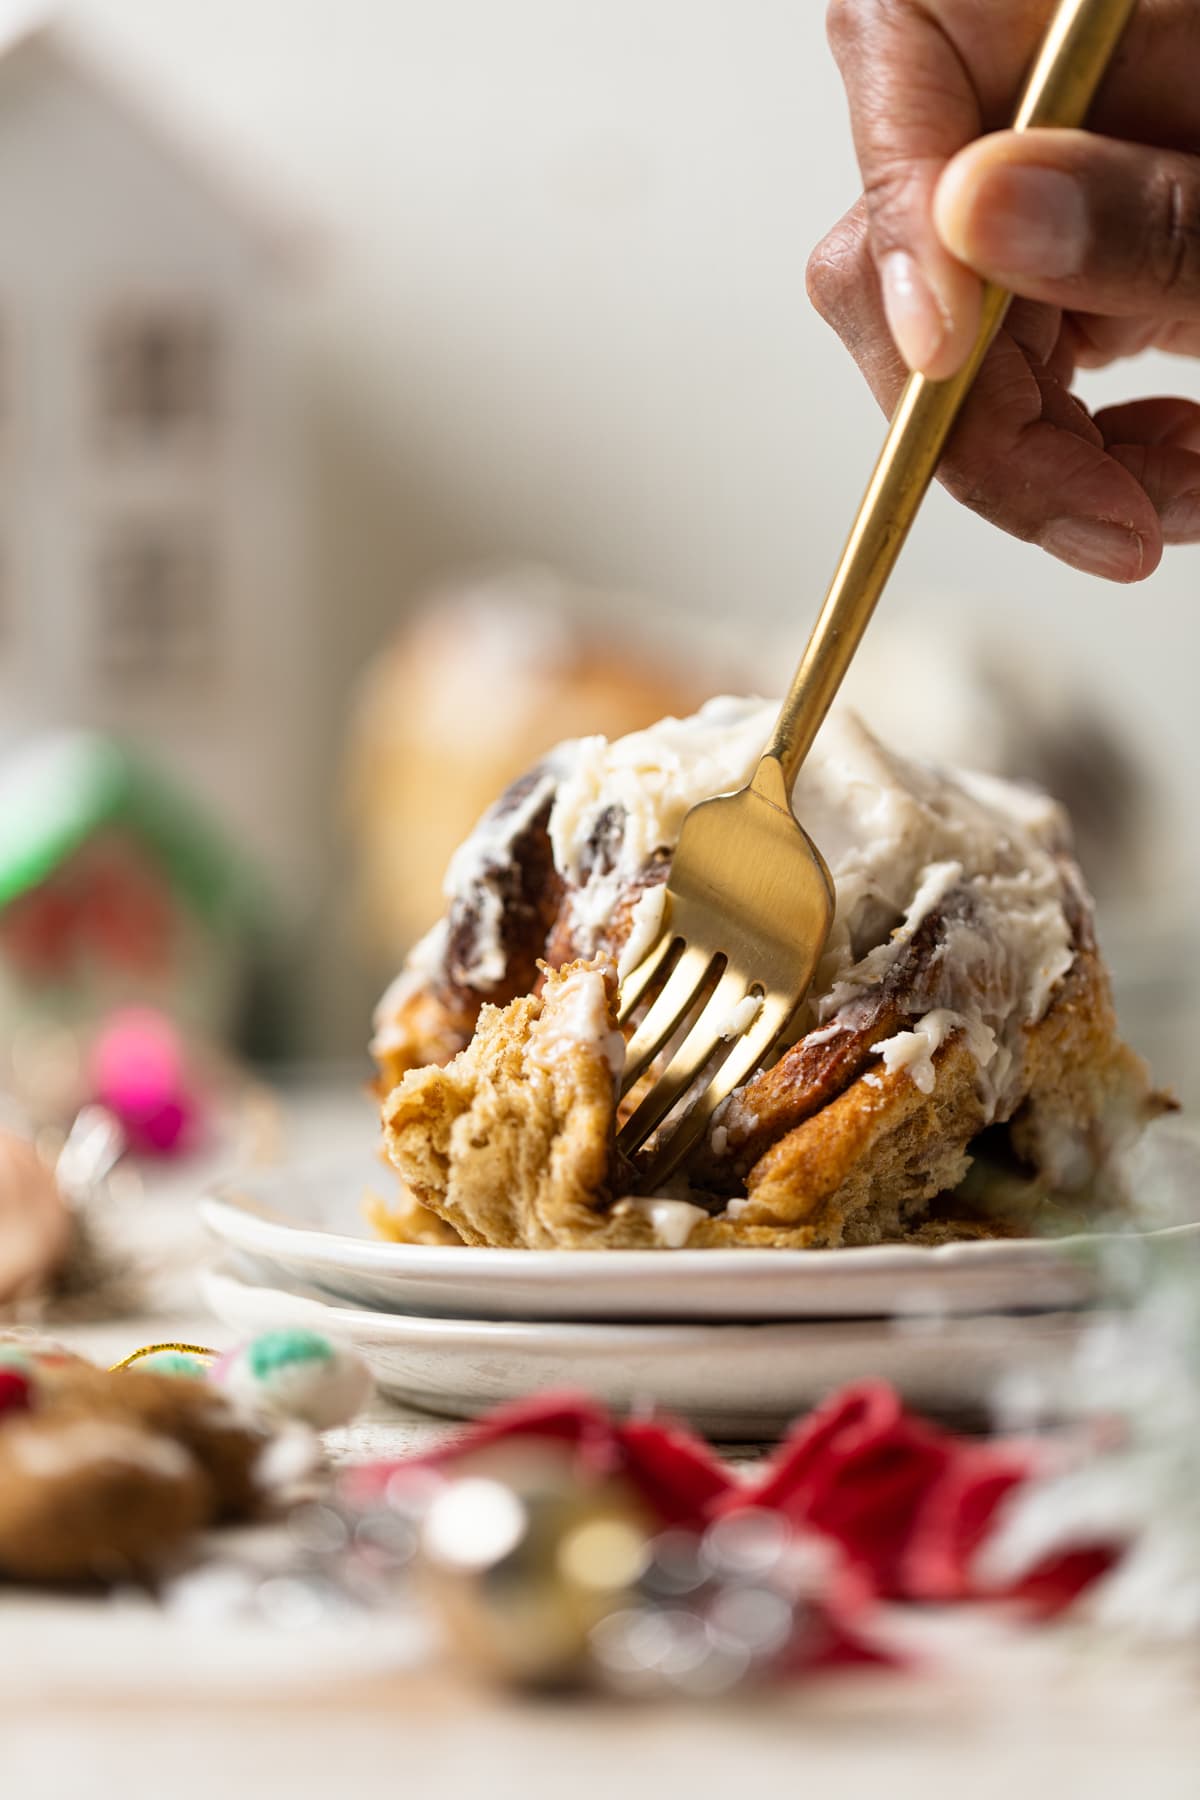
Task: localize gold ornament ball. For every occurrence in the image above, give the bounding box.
[418,1444,652,1687]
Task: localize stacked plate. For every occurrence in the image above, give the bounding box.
[201,1137,1200,1440]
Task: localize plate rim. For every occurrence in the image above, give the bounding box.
[199,1264,1098,1351]
[201,1153,1200,1286]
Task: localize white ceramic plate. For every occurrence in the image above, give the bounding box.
[201,1125,1200,1325]
[201,1263,1099,1439]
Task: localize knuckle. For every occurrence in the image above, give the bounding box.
[1148,170,1200,308]
[861,158,936,242]
[805,218,868,321]
[827,0,933,66]
[824,0,865,57]
[940,452,1028,541]
[939,452,990,513]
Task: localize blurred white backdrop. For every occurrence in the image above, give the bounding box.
[54,0,1199,1056]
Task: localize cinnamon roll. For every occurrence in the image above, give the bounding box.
[373,700,1166,1249]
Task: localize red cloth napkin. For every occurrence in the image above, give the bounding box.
[345,1381,1120,1622]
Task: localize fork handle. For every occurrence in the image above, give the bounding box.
[760,0,1137,795]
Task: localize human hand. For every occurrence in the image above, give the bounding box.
[808,0,1200,581]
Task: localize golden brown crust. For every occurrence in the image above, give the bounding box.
[632,944,1160,1249]
[716,1036,984,1245]
[364,1184,464,1247]
[704,903,952,1175]
[377,939,1164,1251]
[690,946,1162,1249]
[373,985,481,1096]
[381,963,619,1249]
[1007,950,1170,1190]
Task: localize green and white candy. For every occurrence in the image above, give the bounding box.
[214,1329,372,1430]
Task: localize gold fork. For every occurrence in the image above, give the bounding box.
[616,0,1137,1192]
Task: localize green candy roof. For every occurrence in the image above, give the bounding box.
[0,731,264,931]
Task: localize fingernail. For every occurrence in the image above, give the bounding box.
[880,251,946,372]
[1040,518,1146,580]
[938,164,1087,280]
[1159,493,1200,541]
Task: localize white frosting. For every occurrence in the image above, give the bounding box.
[873,1008,998,1096]
[527,966,626,1082]
[7,1421,194,1483]
[443,768,562,986]
[551,697,774,948]
[443,769,558,910]
[716,992,764,1040]
[377,700,1082,1111]
[804,1021,848,1047]
[622,1195,708,1248]
[370,918,449,1056]
[800,721,1076,1039]
[617,882,667,979]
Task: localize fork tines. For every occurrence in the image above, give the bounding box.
[615,928,792,1190]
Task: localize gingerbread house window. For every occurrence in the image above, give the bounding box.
[94,522,216,684]
[95,304,219,445]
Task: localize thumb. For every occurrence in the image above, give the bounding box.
[934,129,1200,322]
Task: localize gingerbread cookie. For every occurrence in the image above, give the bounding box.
[0,1345,270,1582]
[0,1414,210,1581]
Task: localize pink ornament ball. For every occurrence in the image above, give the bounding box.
[89,1008,199,1156]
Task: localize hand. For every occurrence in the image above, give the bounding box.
[807,0,1200,581]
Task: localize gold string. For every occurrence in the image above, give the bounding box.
[108,1341,218,1372]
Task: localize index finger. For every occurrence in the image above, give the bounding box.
[826,0,1200,374]
[826,0,990,375]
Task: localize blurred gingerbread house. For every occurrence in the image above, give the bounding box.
[0,730,271,1051]
[0,12,319,1026]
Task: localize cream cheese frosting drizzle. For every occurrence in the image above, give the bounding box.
[377,697,1083,1107]
[527,964,625,1082]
